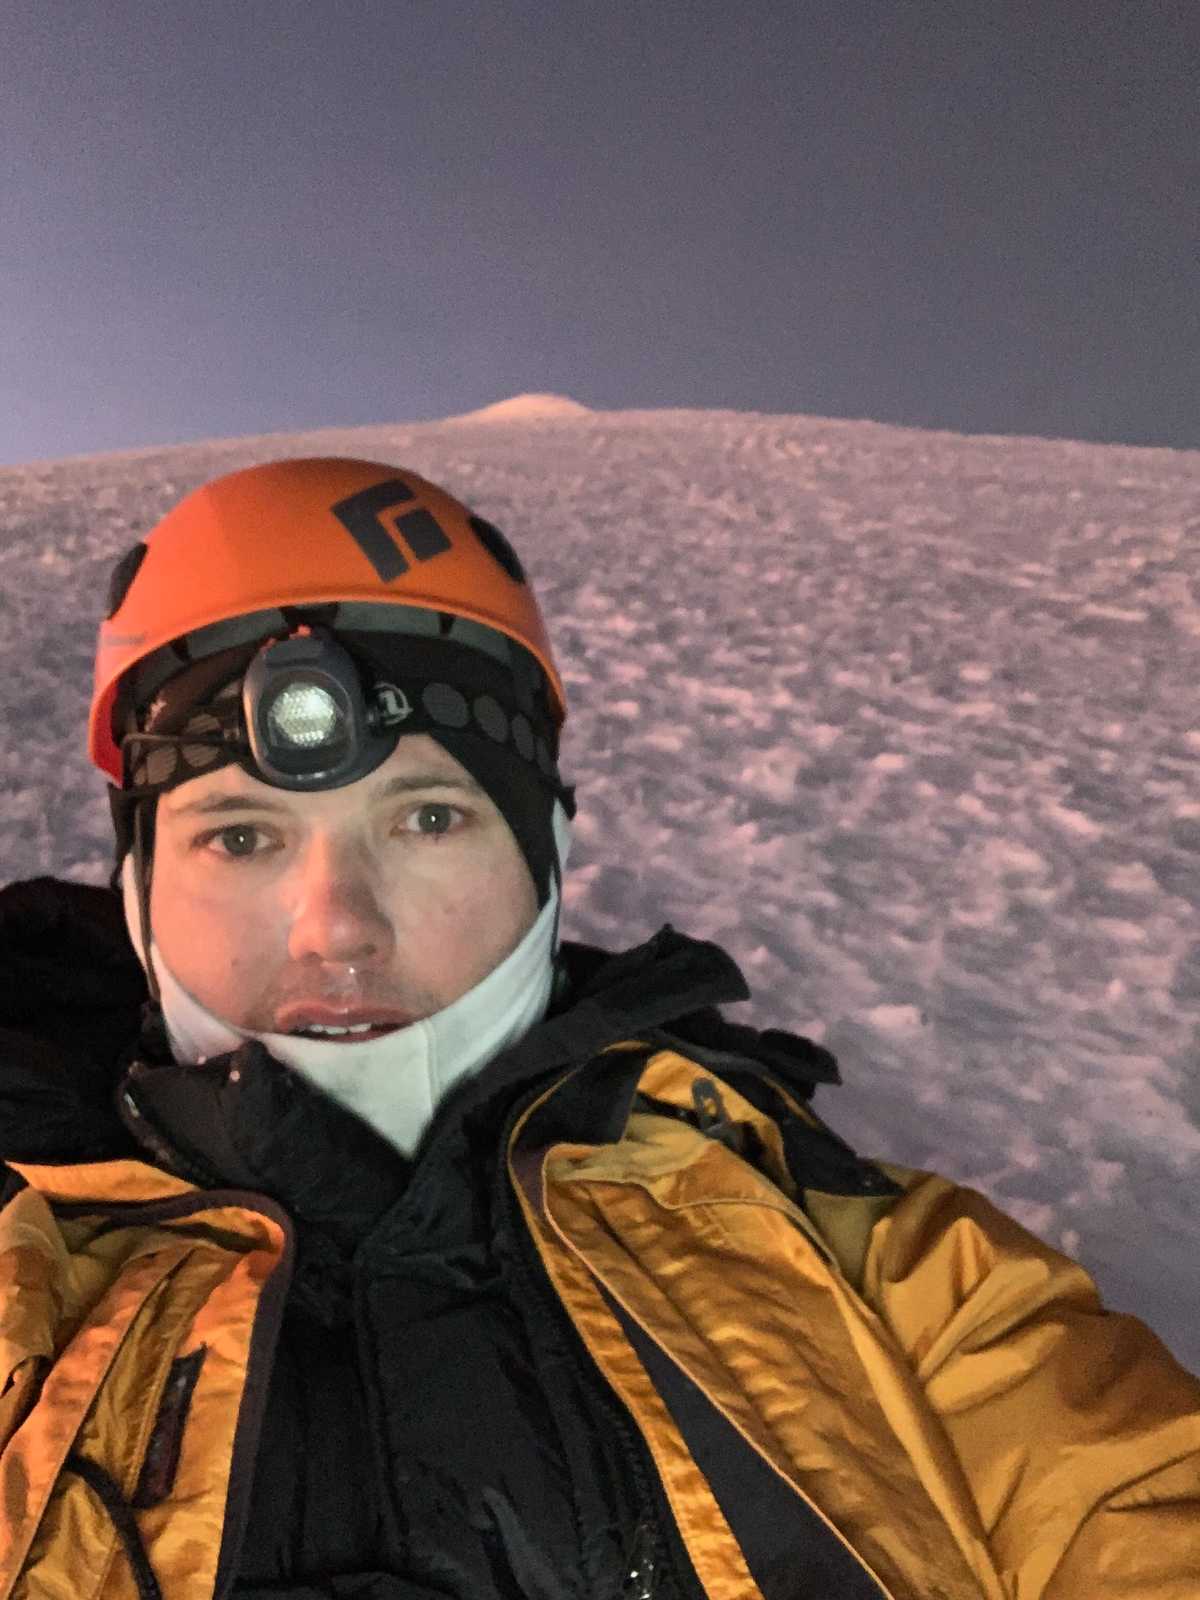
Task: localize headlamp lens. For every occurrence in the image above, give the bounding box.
[267,681,342,748]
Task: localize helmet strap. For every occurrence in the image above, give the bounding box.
[132,801,160,1006]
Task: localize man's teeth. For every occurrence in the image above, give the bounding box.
[298,1022,378,1036]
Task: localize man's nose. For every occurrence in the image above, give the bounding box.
[285,837,393,967]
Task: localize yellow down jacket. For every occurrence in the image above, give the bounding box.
[2,1042,1199,1600]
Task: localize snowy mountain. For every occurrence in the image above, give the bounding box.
[1,401,1197,1368]
[445,392,594,422]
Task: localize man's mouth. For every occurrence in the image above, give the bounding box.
[294,1021,398,1041]
[274,1002,418,1041]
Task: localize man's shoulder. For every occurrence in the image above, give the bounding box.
[0,874,144,1013]
[534,925,887,1203]
[555,924,840,1103]
[0,872,130,948]
[0,875,146,1166]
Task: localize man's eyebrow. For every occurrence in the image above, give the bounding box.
[165,772,485,819]
[372,772,486,800]
[165,792,291,819]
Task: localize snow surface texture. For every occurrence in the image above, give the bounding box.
[1,404,1197,1370]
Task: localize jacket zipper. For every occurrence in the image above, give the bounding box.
[496,1083,707,1600]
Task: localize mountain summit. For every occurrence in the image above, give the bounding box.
[446,393,592,422]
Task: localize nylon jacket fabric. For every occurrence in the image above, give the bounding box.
[1,876,1198,1599]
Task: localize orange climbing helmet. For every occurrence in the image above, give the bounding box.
[90,456,567,787]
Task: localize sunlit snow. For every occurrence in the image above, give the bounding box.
[1,403,1197,1369]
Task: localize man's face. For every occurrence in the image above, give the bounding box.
[149,734,539,1039]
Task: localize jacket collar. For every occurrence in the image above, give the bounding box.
[117,923,752,1218]
[121,925,753,1321]
[0,877,751,1212]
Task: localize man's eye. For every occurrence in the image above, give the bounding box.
[203,824,265,858]
[406,803,460,837]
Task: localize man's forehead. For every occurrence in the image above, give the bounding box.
[160,735,484,818]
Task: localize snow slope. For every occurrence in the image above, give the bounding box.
[2,403,1197,1368]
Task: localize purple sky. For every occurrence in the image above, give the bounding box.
[3,0,1198,466]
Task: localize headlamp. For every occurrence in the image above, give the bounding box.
[267,681,341,746]
[119,620,566,812]
[242,630,408,789]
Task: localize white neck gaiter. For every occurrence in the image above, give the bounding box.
[122,803,571,1157]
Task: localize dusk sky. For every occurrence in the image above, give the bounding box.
[3,0,1198,467]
